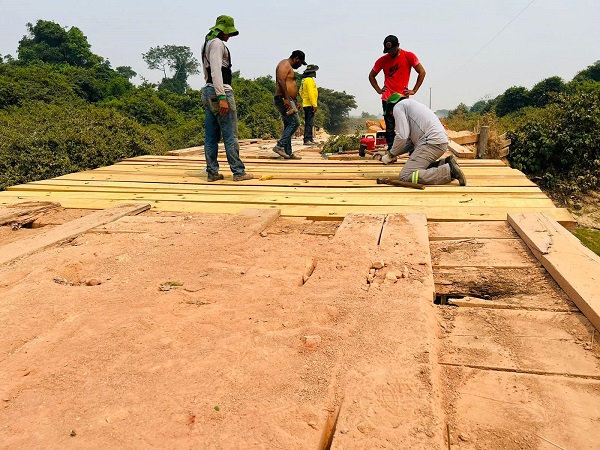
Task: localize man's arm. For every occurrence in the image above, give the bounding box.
[368,69,386,95]
[389,107,410,155]
[404,64,426,96]
[207,40,229,115]
[276,61,292,109]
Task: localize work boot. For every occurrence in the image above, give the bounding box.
[448,157,467,186]
[233,173,254,182]
[207,172,224,182]
[273,146,289,159]
[304,140,316,146]
[288,153,302,160]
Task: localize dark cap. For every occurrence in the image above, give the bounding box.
[290,50,307,65]
[383,35,399,54]
[304,64,319,72]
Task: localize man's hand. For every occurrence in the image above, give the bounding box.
[403,88,416,96]
[372,150,386,161]
[283,97,291,110]
[381,153,397,164]
[313,106,318,112]
[219,99,229,115]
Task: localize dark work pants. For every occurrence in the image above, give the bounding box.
[382,100,395,150]
[303,107,315,143]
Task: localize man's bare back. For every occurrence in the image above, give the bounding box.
[275,59,298,99]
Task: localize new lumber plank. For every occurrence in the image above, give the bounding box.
[448,140,475,158]
[448,134,479,145]
[0,203,150,265]
[53,172,538,187]
[123,156,508,167]
[18,179,548,195]
[165,146,203,156]
[0,193,576,225]
[0,189,558,208]
[508,213,600,331]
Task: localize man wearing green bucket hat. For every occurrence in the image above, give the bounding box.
[201,15,253,182]
[379,93,466,186]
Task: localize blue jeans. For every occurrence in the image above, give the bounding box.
[274,96,300,156]
[201,86,246,176]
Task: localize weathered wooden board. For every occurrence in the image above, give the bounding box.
[509,213,600,331]
[0,203,150,265]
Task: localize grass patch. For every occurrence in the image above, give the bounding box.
[572,228,600,256]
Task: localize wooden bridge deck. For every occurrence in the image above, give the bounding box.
[0,146,575,227]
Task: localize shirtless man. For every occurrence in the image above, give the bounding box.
[273,50,306,159]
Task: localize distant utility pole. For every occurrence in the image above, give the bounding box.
[429,87,432,109]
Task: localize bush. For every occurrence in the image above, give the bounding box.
[508,85,600,196]
[101,87,180,127]
[322,131,361,153]
[0,101,168,190]
[0,63,79,108]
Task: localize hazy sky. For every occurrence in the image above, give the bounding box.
[1,0,599,115]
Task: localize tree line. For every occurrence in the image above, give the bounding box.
[444,61,600,200]
[0,19,357,190]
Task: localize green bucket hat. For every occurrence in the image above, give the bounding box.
[210,15,239,36]
[386,92,405,112]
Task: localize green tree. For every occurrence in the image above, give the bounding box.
[17,20,102,68]
[448,102,470,119]
[495,86,530,117]
[360,111,379,120]
[142,45,199,94]
[529,76,565,108]
[573,60,600,83]
[318,88,357,134]
[470,100,488,114]
[116,66,137,80]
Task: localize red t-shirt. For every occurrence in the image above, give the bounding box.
[372,50,420,101]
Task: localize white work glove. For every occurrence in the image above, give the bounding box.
[381,152,397,164]
[372,151,388,161]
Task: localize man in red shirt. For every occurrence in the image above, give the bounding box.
[369,35,426,150]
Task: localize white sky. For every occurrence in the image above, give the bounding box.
[1,0,599,115]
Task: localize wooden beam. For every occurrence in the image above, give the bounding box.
[0,203,150,266]
[234,208,280,234]
[508,212,600,332]
[448,140,475,159]
[477,126,490,159]
[450,134,479,145]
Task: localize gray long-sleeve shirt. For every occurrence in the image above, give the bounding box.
[389,99,448,156]
[202,38,232,97]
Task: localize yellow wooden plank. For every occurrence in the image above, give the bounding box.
[0,193,574,225]
[124,155,507,167]
[53,171,538,187]
[0,189,557,208]
[15,179,549,196]
[106,163,523,176]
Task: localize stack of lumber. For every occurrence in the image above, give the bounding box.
[0,153,574,227]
